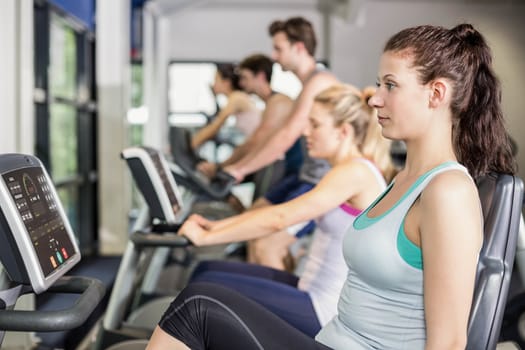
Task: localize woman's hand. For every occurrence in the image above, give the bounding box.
[187,213,215,229]
[178,219,209,246]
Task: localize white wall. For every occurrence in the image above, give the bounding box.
[167,7,325,61]
[96,0,132,254]
[164,0,525,179]
[0,3,36,348]
[0,0,34,155]
[0,0,17,154]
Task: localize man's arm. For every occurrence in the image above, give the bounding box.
[225,73,338,181]
[221,94,293,167]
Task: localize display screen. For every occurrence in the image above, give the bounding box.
[3,167,76,277]
[150,152,181,214]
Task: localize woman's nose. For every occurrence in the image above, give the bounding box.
[368,93,382,108]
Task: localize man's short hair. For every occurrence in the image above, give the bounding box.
[268,16,316,56]
[238,54,274,83]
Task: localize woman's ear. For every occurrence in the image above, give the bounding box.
[339,122,355,140]
[428,79,450,109]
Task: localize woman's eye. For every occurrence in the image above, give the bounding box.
[375,81,395,91]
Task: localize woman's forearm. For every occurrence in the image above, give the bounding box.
[201,206,287,245]
[191,112,230,149]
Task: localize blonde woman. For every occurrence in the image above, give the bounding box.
[146,83,393,347]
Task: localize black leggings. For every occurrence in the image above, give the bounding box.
[159,282,333,350]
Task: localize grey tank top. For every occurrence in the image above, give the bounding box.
[298,67,331,184]
[299,159,387,326]
[316,161,470,349]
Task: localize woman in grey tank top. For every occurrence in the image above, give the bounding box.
[146,23,517,350]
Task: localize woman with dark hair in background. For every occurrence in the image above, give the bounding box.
[191,63,261,150]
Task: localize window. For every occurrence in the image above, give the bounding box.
[129,61,145,146]
[168,62,217,127]
[34,2,98,254]
[167,61,306,127]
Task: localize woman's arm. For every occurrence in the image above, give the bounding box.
[191,91,250,149]
[420,171,483,350]
[184,212,245,231]
[179,161,370,246]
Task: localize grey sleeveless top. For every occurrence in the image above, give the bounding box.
[316,162,470,349]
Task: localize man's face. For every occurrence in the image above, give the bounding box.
[239,68,258,94]
[271,32,295,72]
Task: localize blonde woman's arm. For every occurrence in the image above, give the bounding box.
[179,161,374,246]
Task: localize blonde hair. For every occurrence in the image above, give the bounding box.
[314,84,396,181]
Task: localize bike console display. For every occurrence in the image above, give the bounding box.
[121,146,184,224]
[0,154,80,294]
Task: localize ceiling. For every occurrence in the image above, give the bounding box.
[142,0,524,16]
[143,0,340,14]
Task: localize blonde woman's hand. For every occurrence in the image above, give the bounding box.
[186,214,214,229]
[178,219,208,246]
